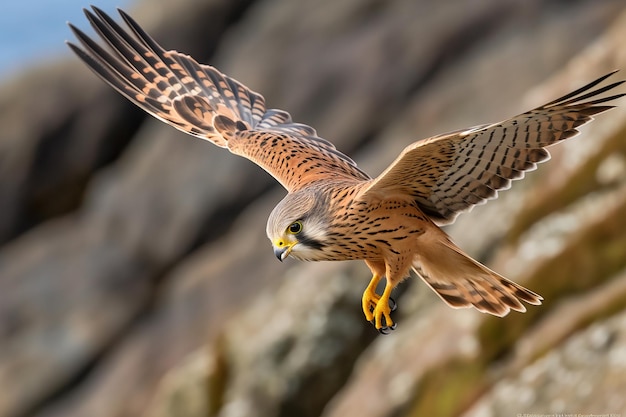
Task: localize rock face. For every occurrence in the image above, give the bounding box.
[1,1,626,417]
[464,305,626,416]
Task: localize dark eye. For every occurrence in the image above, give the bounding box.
[288,221,303,234]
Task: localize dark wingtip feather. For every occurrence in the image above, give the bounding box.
[542,70,624,108]
[65,41,84,58]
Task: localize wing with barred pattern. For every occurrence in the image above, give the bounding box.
[67,7,368,192]
[360,71,624,223]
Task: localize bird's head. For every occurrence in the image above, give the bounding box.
[266,190,329,262]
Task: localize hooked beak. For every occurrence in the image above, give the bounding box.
[273,243,294,262]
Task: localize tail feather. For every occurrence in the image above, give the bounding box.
[413,238,542,317]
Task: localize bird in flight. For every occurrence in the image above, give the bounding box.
[68,7,624,333]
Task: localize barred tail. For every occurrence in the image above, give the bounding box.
[413,237,542,316]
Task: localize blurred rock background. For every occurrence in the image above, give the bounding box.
[1,0,626,416]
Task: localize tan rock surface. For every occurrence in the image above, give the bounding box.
[464,307,626,416]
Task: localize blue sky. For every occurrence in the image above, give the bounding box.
[0,0,132,80]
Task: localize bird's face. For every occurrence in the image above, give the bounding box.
[266,191,329,262]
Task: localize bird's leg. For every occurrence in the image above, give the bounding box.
[362,273,382,322]
[372,281,395,330]
[363,260,387,322]
[363,260,399,332]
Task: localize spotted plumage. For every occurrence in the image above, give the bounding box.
[68,7,624,332]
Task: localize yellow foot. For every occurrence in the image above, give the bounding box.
[362,287,381,322]
[362,289,398,332]
[361,273,398,333]
[372,299,395,331]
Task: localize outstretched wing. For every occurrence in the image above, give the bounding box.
[67,7,368,192]
[360,71,624,223]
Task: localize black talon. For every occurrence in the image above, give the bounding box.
[376,313,398,334]
[388,297,397,312]
[378,323,397,335]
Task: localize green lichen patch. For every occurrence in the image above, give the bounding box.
[404,359,487,417]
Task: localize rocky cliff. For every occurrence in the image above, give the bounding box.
[1,1,626,417]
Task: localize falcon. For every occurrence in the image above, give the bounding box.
[68,7,624,332]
